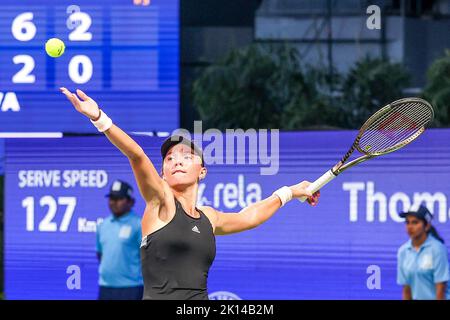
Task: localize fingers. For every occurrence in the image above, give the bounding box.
[60,87,71,98]
[73,93,82,105]
[307,197,318,206]
[307,190,320,206]
[59,87,76,106]
[76,89,90,101]
[60,87,79,107]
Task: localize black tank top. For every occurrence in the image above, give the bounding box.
[140,198,216,300]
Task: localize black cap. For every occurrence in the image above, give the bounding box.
[399,205,433,224]
[160,135,204,166]
[105,180,134,199]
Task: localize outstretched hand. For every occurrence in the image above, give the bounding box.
[290,181,321,206]
[60,87,100,120]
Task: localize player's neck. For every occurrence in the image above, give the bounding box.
[172,185,199,217]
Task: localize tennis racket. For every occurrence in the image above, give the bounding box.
[299,97,434,202]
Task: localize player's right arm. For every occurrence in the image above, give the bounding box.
[60,88,165,203]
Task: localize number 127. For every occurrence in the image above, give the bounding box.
[22,196,77,232]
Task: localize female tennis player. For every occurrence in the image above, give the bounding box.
[397,205,449,300]
[60,87,320,300]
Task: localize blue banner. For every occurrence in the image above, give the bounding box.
[4,130,450,299]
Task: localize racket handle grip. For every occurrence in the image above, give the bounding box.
[298,169,336,202]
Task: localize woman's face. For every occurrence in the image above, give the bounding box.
[405,215,429,240]
[162,143,205,189]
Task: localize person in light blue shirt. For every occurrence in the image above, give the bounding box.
[96,180,143,300]
[397,205,450,300]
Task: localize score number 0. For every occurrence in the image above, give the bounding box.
[11,10,94,84]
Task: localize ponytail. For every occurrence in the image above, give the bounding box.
[428,225,445,243]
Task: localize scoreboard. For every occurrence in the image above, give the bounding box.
[0,0,179,133]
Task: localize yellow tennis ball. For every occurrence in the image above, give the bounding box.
[45,38,65,58]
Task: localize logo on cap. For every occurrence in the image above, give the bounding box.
[106,180,134,198]
[112,181,122,191]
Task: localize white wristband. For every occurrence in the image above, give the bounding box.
[90,109,113,132]
[273,186,293,207]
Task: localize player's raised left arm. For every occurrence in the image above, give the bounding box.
[202,181,320,236]
[60,87,166,203]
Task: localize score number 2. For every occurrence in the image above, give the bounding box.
[22,196,77,232]
[11,11,93,84]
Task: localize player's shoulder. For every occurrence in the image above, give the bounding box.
[198,205,217,215]
[198,205,219,220]
[197,205,220,231]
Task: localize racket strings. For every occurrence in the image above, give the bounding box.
[363,107,429,152]
[363,102,419,134]
[360,104,429,153]
[358,101,433,154]
[360,102,431,152]
[364,102,424,138]
[368,110,430,152]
